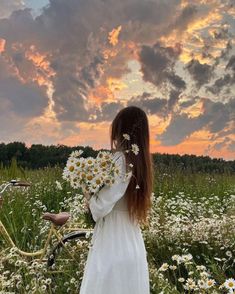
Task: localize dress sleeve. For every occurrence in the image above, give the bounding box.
[88,151,131,222]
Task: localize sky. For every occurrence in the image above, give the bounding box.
[0,0,234,160]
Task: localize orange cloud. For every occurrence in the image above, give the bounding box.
[0,38,6,53]
[87,85,116,107]
[108,25,122,46]
[160,3,225,64]
[150,128,234,160]
[60,121,110,150]
[103,48,119,60]
[25,45,56,86]
[107,77,127,92]
[180,99,204,118]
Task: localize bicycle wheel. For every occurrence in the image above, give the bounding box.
[47,230,92,293]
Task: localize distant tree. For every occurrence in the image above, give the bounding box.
[0,141,234,173]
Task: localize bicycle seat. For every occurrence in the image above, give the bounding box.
[42,212,70,226]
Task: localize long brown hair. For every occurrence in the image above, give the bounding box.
[110,106,154,227]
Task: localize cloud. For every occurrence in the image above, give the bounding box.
[168,89,182,111]
[0,0,234,159]
[227,140,235,152]
[139,41,185,91]
[184,59,215,88]
[157,112,206,146]
[108,25,122,46]
[0,56,48,117]
[169,3,198,31]
[213,137,231,151]
[226,54,235,72]
[201,98,231,133]
[158,97,235,146]
[0,0,25,19]
[127,92,168,116]
[206,73,234,95]
[179,95,201,108]
[96,101,123,121]
[206,54,235,94]
[0,0,185,123]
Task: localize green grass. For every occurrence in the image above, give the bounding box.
[0,163,235,293]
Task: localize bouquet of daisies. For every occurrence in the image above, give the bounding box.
[62,134,140,224]
[62,149,128,196]
[62,133,140,198]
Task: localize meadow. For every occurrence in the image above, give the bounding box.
[0,161,235,293]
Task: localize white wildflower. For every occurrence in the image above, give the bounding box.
[131,144,139,155]
[123,133,130,140]
[70,150,83,157]
[224,278,235,290]
[159,263,169,271]
[55,180,63,190]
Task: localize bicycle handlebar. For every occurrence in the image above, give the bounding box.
[10,180,31,187]
[0,179,31,196]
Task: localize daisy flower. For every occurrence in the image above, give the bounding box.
[123,133,130,140]
[131,144,139,155]
[205,279,216,288]
[86,157,95,166]
[86,173,94,182]
[55,180,63,191]
[159,263,169,271]
[182,253,193,262]
[224,278,235,290]
[184,278,196,290]
[70,149,83,157]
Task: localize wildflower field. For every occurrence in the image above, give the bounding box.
[0,163,235,293]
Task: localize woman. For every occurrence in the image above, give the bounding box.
[79,106,154,294]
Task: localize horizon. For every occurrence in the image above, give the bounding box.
[1,140,234,162]
[0,0,234,161]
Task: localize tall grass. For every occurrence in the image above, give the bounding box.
[0,161,235,293]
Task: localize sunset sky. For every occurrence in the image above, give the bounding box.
[0,0,234,160]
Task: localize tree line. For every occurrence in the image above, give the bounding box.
[0,142,234,174]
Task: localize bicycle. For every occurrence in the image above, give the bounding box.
[0,179,94,268]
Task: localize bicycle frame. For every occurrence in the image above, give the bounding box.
[0,180,93,262]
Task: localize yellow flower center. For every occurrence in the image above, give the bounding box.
[69,166,74,172]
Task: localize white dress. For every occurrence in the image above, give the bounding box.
[79,151,150,294]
